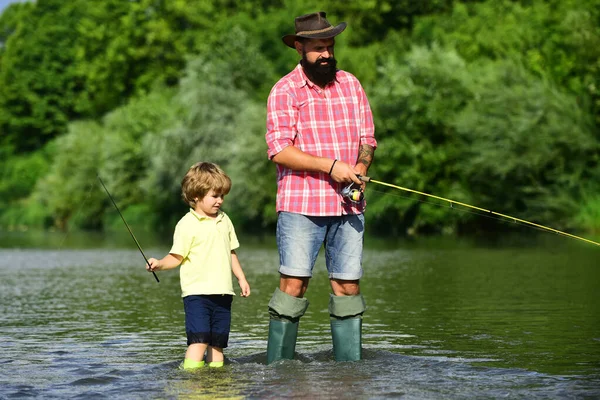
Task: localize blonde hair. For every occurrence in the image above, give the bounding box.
[181,162,232,207]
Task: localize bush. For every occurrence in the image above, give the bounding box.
[32,121,105,230]
[454,60,599,230]
[0,148,51,228]
[367,45,473,234]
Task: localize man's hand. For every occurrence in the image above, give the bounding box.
[329,159,362,185]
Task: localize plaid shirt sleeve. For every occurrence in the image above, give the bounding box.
[357,80,377,149]
[266,80,297,159]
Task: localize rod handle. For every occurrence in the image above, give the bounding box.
[358,175,371,182]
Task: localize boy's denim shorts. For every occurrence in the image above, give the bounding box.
[276,211,364,280]
[183,294,233,348]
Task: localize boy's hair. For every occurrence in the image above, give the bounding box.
[181,162,232,207]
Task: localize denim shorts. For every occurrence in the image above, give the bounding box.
[276,211,364,280]
[183,295,233,348]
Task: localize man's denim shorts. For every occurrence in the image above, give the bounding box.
[276,211,364,280]
[183,294,233,348]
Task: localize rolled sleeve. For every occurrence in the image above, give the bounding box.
[266,84,297,159]
[358,84,377,149]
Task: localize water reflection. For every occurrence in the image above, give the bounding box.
[166,367,246,400]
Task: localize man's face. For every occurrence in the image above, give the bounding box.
[296,38,335,64]
[296,38,337,87]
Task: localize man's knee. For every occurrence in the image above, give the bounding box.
[330,279,360,296]
[279,275,309,297]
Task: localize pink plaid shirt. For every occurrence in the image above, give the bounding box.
[266,64,377,216]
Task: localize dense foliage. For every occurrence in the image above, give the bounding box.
[1,0,598,236]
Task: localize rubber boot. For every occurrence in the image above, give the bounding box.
[266,318,299,364]
[331,317,362,361]
[329,294,366,362]
[266,288,309,364]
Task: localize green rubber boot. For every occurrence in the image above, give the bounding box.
[266,318,299,364]
[331,317,362,361]
[329,294,366,362]
[266,288,309,365]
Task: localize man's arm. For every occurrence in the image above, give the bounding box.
[353,144,375,187]
[271,146,331,174]
[358,144,375,168]
[272,146,362,185]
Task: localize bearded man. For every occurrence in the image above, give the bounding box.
[264,11,377,363]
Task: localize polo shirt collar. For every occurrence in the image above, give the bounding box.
[189,208,224,222]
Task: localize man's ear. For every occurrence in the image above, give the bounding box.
[294,40,303,56]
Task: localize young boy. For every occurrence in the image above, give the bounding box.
[146,162,251,370]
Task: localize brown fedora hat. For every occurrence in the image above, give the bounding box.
[282,12,347,48]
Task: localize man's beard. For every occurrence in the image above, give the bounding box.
[301,51,337,88]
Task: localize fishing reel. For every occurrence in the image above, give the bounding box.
[341,182,364,203]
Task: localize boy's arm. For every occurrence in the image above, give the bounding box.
[146,253,183,272]
[231,250,250,297]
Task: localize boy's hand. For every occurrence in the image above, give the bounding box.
[146,257,160,272]
[238,279,251,297]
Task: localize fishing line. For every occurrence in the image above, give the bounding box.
[366,186,561,237]
[360,175,600,247]
[97,175,160,283]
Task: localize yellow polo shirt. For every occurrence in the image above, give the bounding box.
[170,209,239,297]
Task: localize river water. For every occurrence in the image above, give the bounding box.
[0,230,599,399]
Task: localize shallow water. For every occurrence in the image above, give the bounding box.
[0,231,599,399]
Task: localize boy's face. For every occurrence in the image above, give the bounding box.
[194,189,225,217]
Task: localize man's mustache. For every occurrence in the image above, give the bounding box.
[316,57,335,65]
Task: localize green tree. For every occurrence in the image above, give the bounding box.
[0,1,31,56]
[0,0,83,151]
[141,27,276,231]
[3,0,600,236]
[413,0,600,124]
[0,149,51,228]
[368,45,473,235]
[368,43,598,235]
[28,88,181,230]
[31,26,276,232]
[454,60,599,231]
[32,121,105,230]
[0,0,249,153]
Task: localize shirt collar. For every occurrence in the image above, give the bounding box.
[189,208,223,222]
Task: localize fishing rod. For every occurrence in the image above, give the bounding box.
[97,175,160,283]
[357,175,600,247]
